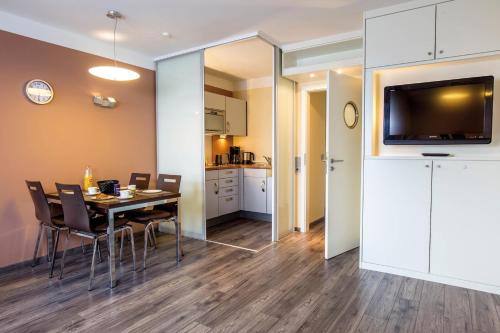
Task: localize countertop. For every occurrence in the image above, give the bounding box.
[205,163,272,171]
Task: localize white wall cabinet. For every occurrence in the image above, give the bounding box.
[205,91,225,111]
[225,97,247,136]
[431,161,500,287]
[436,0,500,59]
[205,179,219,219]
[365,5,436,68]
[362,159,432,273]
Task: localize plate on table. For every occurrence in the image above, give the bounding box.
[141,189,162,194]
[117,195,134,200]
[92,194,116,201]
[84,191,101,196]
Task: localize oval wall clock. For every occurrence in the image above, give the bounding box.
[25,79,54,105]
[343,101,359,129]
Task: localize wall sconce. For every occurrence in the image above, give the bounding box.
[219,134,227,139]
[93,95,117,108]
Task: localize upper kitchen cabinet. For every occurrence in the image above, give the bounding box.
[436,0,500,59]
[225,96,247,136]
[205,91,225,111]
[365,5,436,68]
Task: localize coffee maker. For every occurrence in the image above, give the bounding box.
[229,146,241,164]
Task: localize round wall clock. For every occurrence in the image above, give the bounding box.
[343,101,359,129]
[25,79,54,105]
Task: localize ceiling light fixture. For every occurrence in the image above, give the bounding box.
[88,10,140,81]
[161,32,171,37]
[309,73,316,78]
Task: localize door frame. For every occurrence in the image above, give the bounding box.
[296,81,327,233]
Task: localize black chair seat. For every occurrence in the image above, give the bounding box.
[91,216,129,232]
[127,210,173,223]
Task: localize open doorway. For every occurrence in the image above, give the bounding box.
[203,38,275,252]
[295,68,362,259]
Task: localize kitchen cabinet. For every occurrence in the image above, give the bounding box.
[266,176,272,214]
[365,5,436,68]
[205,179,219,219]
[362,159,432,273]
[436,0,500,59]
[431,160,500,287]
[219,195,239,215]
[225,96,247,136]
[205,91,225,110]
[244,169,267,214]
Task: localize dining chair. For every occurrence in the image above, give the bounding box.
[55,183,136,290]
[127,174,182,269]
[26,181,68,278]
[129,173,151,190]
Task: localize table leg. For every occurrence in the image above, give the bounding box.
[107,210,116,288]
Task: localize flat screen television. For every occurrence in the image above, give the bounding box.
[383,76,494,145]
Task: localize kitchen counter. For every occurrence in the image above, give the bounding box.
[205,163,271,171]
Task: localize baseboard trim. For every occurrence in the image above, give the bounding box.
[360,261,500,295]
[206,211,272,228]
[309,217,325,227]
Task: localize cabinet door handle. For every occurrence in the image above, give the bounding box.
[226,121,231,132]
[425,164,430,168]
[225,179,233,183]
[214,182,219,194]
[226,197,233,202]
[439,50,444,54]
[427,51,433,56]
[261,181,266,192]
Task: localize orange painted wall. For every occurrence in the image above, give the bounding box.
[0,30,156,268]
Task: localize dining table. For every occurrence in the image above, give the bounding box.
[46,189,181,288]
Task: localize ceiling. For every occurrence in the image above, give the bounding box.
[0,0,407,62]
[205,38,273,80]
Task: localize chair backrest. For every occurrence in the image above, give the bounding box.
[157,174,182,193]
[56,183,92,232]
[129,173,151,190]
[26,181,52,225]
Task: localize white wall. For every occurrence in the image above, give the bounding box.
[366,56,500,158]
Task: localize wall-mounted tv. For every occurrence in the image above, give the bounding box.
[383,76,494,145]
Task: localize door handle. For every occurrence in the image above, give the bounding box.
[330,159,344,163]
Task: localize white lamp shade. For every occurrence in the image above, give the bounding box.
[88,66,140,81]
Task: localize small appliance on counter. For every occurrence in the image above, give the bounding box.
[215,153,229,165]
[229,146,241,164]
[242,152,255,164]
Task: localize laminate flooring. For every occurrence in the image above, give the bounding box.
[0,223,499,332]
[206,218,272,251]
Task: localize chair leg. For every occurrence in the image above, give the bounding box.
[49,229,60,278]
[59,231,70,280]
[32,223,43,267]
[177,217,184,257]
[143,225,149,270]
[119,229,125,262]
[151,224,158,249]
[46,228,52,263]
[97,241,102,263]
[175,220,180,263]
[81,239,86,254]
[88,238,98,291]
[127,227,136,271]
[147,228,155,249]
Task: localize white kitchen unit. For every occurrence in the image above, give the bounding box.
[365,5,435,68]
[225,96,247,136]
[362,159,432,273]
[205,91,225,111]
[365,0,500,68]
[431,160,500,287]
[436,0,500,59]
[266,176,272,214]
[205,168,239,219]
[243,168,267,214]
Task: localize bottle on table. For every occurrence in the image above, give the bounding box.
[83,166,93,192]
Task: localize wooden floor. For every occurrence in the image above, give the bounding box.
[1,223,500,332]
[206,218,272,251]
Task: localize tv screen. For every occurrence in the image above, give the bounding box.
[383,76,494,145]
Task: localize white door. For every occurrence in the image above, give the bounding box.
[157,51,205,239]
[431,160,500,286]
[324,71,362,259]
[436,0,500,59]
[362,159,432,272]
[365,5,436,68]
[225,97,247,136]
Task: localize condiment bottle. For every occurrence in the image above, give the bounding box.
[83,166,93,191]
